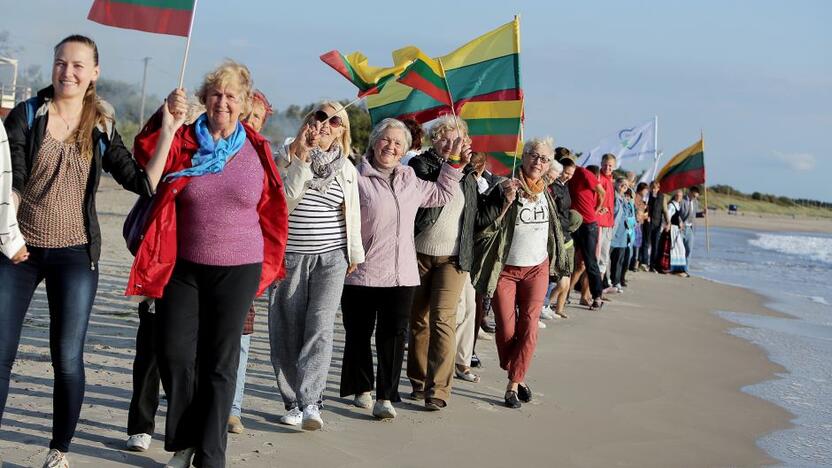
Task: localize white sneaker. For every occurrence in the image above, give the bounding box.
[372,400,397,419]
[302,404,323,431]
[165,448,194,468]
[538,320,547,329]
[353,392,372,409]
[279,407,302,426]
[126,433,152,452]
[43,449,69,468]
[539,305,556,320]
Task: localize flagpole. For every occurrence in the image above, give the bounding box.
[177,0,199,89]
[437,58,463,138]
[653,115,659,178]
[702,129,710,253]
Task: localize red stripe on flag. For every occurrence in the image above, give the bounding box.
[659,168,705,194]
[398,73,451,106]
[319,51,353,82]
[88,0,192,36]
[470,134,519,153]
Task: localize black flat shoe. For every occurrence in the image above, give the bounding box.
[425,397,447,411]
[517,383,533,403]
[504,391,521,409]
[470,354,481,368]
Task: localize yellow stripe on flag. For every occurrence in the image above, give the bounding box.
[460,100,523,119]
[657,139,704,180]
[439,18,519,69]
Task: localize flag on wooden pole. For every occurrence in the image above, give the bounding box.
[656,138,705,193]
[88,0,195,36]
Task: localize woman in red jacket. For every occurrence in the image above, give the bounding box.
[128,61,288,468]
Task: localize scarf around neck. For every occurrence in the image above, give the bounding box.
[165,113,246,181]
[307,144,345,193]
[517,170,547,202]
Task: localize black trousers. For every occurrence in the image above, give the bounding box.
[127,300,159,436]
[610,247,631,286]
[340,285,415,402]
[649,225,664,269]
[572,222,604,299]
[638,222,651,266]
[155,260,261,468]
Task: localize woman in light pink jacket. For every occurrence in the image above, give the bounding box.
[340,118,469,420]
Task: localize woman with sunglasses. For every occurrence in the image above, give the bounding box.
[340,118,469,420]
[471,137,568,409]
[269,101,364,431]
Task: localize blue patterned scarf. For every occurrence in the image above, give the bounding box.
[165,113,246,181]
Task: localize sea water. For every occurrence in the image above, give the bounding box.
[689,227,832,466]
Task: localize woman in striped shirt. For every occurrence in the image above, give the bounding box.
[269,101,364,430]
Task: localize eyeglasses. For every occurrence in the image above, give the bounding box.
[526,153,551,163]
[314,110,343,128]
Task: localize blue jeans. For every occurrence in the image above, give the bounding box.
[0,245,98,452]
[683,225,695,260]
[230,334,251,417]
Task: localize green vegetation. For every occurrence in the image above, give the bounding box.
[707,185,832,219]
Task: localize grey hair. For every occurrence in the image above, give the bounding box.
[522,137,555,157]
[550,159,563,173]
[429,114,469,140]
[365,118,412,159]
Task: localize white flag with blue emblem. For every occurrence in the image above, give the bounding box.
[578,119,657,167]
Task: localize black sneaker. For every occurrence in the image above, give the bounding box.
[517,383,532,403]
[504,391,521,409]
[470,354,481,368]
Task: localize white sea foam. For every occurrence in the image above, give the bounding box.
[749,233,832,265]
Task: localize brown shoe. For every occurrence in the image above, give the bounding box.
[227,415,244,434]
[425,397,447,411]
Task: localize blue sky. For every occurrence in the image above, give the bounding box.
[2,0,830,201]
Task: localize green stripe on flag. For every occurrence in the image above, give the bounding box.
[446,54,519,100]
[409,59,446,90]
[663,151,704,176]
[109,0,194,9]
[466,117,520,136]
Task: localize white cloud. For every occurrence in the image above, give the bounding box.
[771,151,816,172]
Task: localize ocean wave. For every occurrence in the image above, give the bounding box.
[749,233,832,265]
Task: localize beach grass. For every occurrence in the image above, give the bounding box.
[707,192,832,219]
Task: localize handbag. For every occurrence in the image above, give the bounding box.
[123,195,154,256]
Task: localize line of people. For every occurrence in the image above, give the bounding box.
[0,35,700,468]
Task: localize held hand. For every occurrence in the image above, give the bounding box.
[11,244,29,264]
[163,88,188,134]
[447,137,464,164]
[459,139,473,166]
[346,263,358,276]
[502,179,519,206]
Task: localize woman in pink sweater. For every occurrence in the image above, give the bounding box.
[339,118,469,420]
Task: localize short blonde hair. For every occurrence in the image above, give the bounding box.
[429,114,469,141]
[522,137,555,158]
[196,60,253,119]
[300,100,352,156]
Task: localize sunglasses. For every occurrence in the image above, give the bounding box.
[314,110,343,128]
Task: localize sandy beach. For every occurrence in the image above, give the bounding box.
[0,177,793,467]
[707,210,832,234]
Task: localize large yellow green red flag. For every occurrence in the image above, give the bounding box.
[657,138,705,193]
[371,18,523,175]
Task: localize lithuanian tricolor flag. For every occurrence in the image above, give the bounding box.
[657,138,705,193]
[88,0,195,36]
[395,48,451,106]
[367,18,521,124]
[320,50,411,98]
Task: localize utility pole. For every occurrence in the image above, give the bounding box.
[139,57,151,124]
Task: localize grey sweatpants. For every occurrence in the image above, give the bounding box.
[268,249,348,409]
